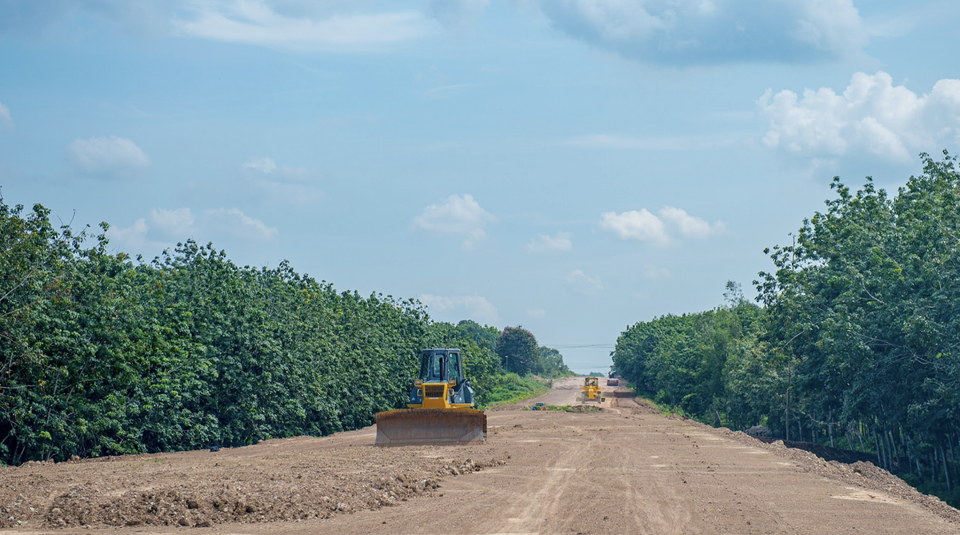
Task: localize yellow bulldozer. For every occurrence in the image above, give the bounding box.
[580,376,603,403]
[375,348,487,446]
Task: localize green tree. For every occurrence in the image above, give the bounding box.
[538,346,573,378]
[496,326,540,376]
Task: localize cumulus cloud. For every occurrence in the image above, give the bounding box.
[759,71,960,164]
[413,194,496,250]
[659,206,725,238]
[418,293,500,324]
[107,206,278,254]
[565,269,602,295]
[599,206,723,244]
[599,209,668,243]
[66,135,151,179]
[107,218,156,252]
[202,208,279,241]
[527,232,573,252]
[531,0,867,65]
[0,101,12,128]
[148,207,196,238]
[424,0,489,29]
[172,0,429,52]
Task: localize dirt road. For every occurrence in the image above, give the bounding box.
[2,383,957,534]
[517,376,584,407]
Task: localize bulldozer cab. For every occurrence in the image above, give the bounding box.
[420,349,463,384]
[409,349,474,408]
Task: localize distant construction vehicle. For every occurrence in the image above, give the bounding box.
[375,348,487,446]
[580,376,604,403]
[607,377,619,386]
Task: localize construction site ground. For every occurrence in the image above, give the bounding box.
[2,376,958,534]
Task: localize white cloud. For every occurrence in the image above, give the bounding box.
[149,207,196,238]
[599,209,668,244]
[758,71,960,164]
[424,0,489,29]
[173,1,430,52]
[565,269,602,295]
[202,208,279,241]
[419,293,500,324]
[107,217,155,252]
[66,135,151,179]
[658,206,724,238]
[527,232,573,253]
[0,101,12,128]
[532,0,867,65]
[600,206,723,244]
[107,206,278,254]
[413,194,496,250]
[242,156,277,173]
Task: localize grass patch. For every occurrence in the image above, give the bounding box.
[481,373,551,407]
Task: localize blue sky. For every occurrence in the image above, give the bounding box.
[2,0,959,373]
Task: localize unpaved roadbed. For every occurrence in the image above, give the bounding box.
[1,390,958,534]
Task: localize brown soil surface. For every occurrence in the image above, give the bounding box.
[2,384,958,534]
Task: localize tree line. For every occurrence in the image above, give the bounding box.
[613,152,960,505]
[0,198,568,465]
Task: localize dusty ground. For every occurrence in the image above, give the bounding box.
[2,382,958,534]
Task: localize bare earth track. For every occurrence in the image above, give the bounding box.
[2,378,958,534]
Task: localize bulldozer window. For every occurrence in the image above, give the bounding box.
[448,353,461,383]
[427,353,444,381]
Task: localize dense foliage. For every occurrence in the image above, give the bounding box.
[538,346,575,378]
[614,287,764,429]
[0,199,570,465]
[614,152,960,504]
[495,326,571,377]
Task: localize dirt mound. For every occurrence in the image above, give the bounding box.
[1,437,506,530]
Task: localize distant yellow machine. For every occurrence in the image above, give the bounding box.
[580,376,604,403]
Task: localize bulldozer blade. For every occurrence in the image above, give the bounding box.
[375,408,487,446]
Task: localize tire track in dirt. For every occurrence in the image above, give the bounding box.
[488,432,593,535]
[617,455,692,534]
